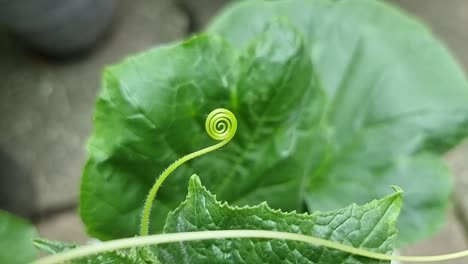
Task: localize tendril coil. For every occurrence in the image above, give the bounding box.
[139,108,237,236]
[205,108,237,141]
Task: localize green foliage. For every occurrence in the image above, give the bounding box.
[209,0,468,245]
[36,177,402,264]
[159,175,402,264]
[80,19,323,239]
[80,0,468,247]
[0,210,38,264]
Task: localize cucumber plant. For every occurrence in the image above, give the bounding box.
[2,0,468,263]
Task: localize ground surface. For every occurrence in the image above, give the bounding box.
[0,0,468,263]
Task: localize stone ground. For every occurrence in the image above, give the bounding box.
[1,0,468,262]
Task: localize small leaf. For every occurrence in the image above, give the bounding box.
[0,210,37,264]
[33,238,78,254]
[158,175,402,264]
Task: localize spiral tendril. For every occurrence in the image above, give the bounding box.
[139,108,237,236]
[205,108,237,141]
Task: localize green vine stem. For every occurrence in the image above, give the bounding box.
[139,108,238,236]
[31,230,468,264]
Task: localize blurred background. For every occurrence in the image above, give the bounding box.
[0,0,467,263]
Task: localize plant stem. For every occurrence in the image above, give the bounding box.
[139,108,237,236]
[139,141,227,235]
[31,230,468,264]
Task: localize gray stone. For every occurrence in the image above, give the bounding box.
[445,140,468,236]
[390,0,468,71]
[400,207,468,264]
[0,149,36,217]
[36,209,88,244]
[0,0,117,56]
[0,0,188,214]
[177,0,229,31]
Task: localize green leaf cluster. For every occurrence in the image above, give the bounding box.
[80,0,468,247]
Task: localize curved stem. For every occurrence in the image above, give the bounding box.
[31,230,468,264]
[140,107,237,236]
[139,140,228,236]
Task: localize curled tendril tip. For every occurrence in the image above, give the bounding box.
[205,108,237,142]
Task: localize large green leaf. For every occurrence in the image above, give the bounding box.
[80,20,324,239]
[208,0,468,245]
[159,175,401,264]
[0,210,38,264]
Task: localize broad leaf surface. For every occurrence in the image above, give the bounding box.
[159,175,401,264]
[0,210,37,264]
[80,21,324,239]
[208,0,468,245]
